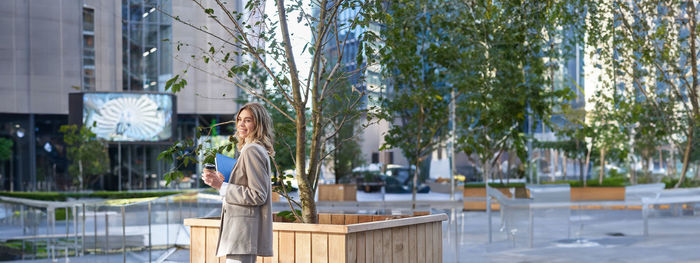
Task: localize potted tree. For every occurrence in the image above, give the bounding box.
[159,0,448,262]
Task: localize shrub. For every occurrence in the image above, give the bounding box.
[661,177,700,189]
[0,191,185,201]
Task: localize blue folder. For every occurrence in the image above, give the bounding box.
[215,153,237,183]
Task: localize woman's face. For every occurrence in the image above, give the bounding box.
[237,109,256,139]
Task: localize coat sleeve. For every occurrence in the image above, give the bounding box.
[223,146,269,206]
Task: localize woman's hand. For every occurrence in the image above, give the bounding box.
[202,170,225,190]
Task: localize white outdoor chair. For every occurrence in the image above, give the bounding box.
[625,183,665,203]
[642,187,700,236]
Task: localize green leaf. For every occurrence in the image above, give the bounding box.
[165,75,180,91]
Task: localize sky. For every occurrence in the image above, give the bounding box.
[264,0,314,94]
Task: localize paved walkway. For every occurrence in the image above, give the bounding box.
[446,210,700,262]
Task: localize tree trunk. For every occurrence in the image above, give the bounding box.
[295,109,317,223]
[676,126,694,188]
[497,159,504,184]
[9,155,13,192]
[275,0,317,224]
[78,160,84,191]
[333,134,339,182]
[680,1,699,188]
[642,153,650,178]
[562,154,567,179]
[599,147,605,184]
[584,147,592,187]
[507,152,514,185]
[412,158,420,211]
[579,159,584,183]
[669,144,675,177]
[482,159,491,184]
[630,156,637,185]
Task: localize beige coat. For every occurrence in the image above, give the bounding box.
[215,143,273,257]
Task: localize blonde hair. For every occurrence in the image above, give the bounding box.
[235,102,275,157]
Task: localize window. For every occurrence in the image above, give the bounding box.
[83,7,95,91]
[122,0,172,91]
[371,152,379,164]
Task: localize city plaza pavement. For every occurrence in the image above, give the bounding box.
[6,191,700,262]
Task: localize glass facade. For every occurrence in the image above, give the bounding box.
[82,7,95,91]
[121,0,172,92]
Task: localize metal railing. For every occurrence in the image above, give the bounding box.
[1,190,465,262]
[0,190,223,262]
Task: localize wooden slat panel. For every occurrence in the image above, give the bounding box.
[401,227,410,262]
[331,214,345,225]
[274,222,348,233]
[263,256,272,263]
[279,231,295,263]
[416,224,426,263]
[345,214,448,233]
[425,223,433,263]
[311,232,328,263]
[272,231,279,263]
[219,254,225,263]
[357,232,366,263]
[205,227,220,263]
[372,215,388,222]
[408,225,417,263]
[319,185,355,201]
[345,185,357,201]
[365,230,374,263]
[319,214,332,224]
[347,233,357,263]
[382,229,392,263]
[392,227,408,263]
[358,215,373,223]
[296,232,312,263]
[345,215,359,225]
[373,230,383,263]
[328,233,346,263]
[191,227,205,263]
[433,222,441,263]
[257,256,264,262]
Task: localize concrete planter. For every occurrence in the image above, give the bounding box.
[184,213,447,263]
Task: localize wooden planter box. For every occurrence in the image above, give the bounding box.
[318,184,357,201]
[184,213,447,263]
[570,187,625,201]
[463,187,527,211]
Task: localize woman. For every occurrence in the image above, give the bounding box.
[202,102,274,263]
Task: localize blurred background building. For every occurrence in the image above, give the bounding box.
[0,0,245,191]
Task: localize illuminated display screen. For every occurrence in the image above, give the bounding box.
[82,93,174,142]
